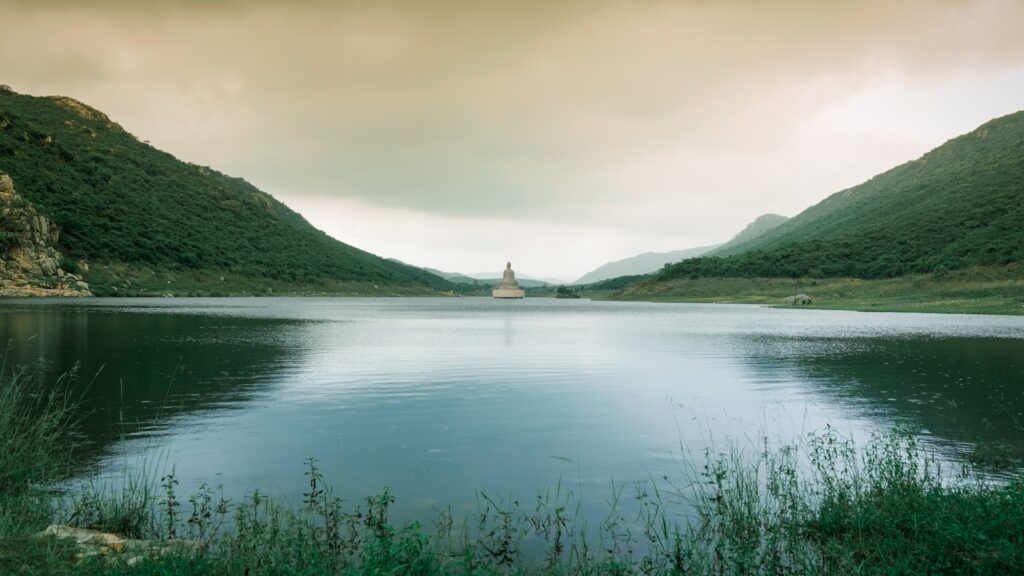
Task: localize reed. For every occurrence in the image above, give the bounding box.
[0,360,79,496]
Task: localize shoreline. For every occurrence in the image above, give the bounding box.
[595,266,1024,316]
[2,291,1023,317]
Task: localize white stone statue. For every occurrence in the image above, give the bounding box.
[492,262,525,298]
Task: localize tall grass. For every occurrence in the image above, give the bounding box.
[37,429,1021,575]
[0,361,79,496]
[675,427,1024,574]
[0,359,82,572]
[66,472,158,539]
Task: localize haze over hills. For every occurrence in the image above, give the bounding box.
[420,267,480,285]
[574,213,788,285]
[644,111,1024,283]
[573,244,721,285]
[465,276,554,288]
[390,259,558,287]
[465,271,562,286]
[445,270,555,287]
[0,88,451,295]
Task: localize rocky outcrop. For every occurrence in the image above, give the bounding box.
[784,293,813,305]
[0,173,91,296]
[38,525,203,567]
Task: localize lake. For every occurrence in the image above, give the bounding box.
[2,297,1024,523]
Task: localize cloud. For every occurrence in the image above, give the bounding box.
[2,0,1023,275]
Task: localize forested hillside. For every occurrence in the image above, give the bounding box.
[655,111,1024,281]
[0,87,450,293]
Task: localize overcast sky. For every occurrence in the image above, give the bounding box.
[3,0,1024,279]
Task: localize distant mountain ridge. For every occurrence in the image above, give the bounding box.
[573,213,788,285]
[0,87,450,295]
[464,272,558,286]
[574,244,721,285]
[388,260,558,287]
[466,277,553,288]
[650,110,1024,282]
[421,267,480,285]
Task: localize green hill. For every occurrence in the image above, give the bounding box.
[653,111,1024,281]
[572,214,785,287]
[705,213,788,257]
[0,87,450,295]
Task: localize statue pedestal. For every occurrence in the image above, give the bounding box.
[492,287,525,299]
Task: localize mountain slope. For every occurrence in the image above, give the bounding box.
[0,87,449,293]
[574,244,721,284]
[706,213,788,257]
[652,111,1024,281]
[421,267,480,285]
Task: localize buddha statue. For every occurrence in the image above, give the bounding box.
[492,262,526,299]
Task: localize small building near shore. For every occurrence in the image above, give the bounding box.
[492,262,526,299]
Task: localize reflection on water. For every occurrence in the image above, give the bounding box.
[745,336,1024,459]
[1,297,1023,521]
[0,305,307,466]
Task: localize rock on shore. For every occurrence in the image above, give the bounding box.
[37,525,203,567]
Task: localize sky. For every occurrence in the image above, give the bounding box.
[2,0,1024,280]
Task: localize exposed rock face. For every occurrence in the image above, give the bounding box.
[0,173,91,296]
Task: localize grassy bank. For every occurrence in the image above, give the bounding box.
[607,265,1024,315]
[3,370,1024,574]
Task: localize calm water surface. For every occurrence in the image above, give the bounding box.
[2,297,1024,520]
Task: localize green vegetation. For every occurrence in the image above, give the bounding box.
[3,366,1024,574]
[554,285,580,298]
[704,213,788,257]
[0,230,17,252]
[604,112,1024,312]
[655,112,1024,281]
[85,262,448,297]
[581,274,646,291]
[0,89,451,294]
[0,366,78,497]
[610,265,1024,315]
[0,362,81,573]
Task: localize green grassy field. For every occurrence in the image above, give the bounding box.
[605,265,1024,315]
